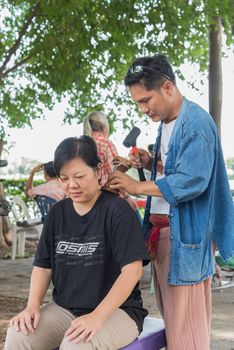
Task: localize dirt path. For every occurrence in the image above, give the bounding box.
[0,258,234,350]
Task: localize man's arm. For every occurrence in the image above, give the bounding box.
[108,171,163,197]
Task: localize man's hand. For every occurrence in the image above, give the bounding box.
[9,305,41,335]
[65,312,104,343]
[108,171,139,195]
[129,148,152,171]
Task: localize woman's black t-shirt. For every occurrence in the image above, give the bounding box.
[33,191,149,332]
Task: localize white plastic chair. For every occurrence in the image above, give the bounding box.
[10,196,43,260]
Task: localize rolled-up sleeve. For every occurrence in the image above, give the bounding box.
[156,133,215,206]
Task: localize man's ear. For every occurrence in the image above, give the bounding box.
[162,80,173,96]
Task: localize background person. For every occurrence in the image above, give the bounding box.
[108,53,234,350]
[25,161,65,201]
[83,111,141,220]
[83,111,118,187]
[5,135,149,350]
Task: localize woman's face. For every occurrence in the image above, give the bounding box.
[59,158,101,206]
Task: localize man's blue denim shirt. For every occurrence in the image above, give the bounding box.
[143,97,234,285]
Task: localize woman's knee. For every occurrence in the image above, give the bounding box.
[4,326,33,350]
[92,309,139,349]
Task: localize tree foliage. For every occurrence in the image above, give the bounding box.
[0,0,233,135]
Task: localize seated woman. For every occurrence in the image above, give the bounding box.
[5,136,149,350]
[25,161,65,201]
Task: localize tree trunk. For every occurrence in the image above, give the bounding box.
[0,139,12,248]
[209,16,222,135]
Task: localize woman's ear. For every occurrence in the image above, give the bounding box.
[96,163,102,179]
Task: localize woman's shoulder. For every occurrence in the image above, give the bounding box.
[49,197,70,213]
[100,190,133,212]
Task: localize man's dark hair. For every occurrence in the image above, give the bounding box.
[54,135,101,176]
[44,161,57,178]
[124,54,176,90]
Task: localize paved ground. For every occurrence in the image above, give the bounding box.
[0,257,234,349]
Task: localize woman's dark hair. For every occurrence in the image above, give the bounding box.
[124,54,176,91]
[44,161,57,178]
[54,135,101,176]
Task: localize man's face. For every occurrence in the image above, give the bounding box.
[129,82,174,123]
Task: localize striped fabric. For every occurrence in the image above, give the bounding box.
[93,133,118,186]
[152,226,212,350]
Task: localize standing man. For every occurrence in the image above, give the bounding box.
[108,54,234,350]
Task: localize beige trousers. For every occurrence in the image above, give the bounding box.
[153,227,212,350]
[4,302,139,350]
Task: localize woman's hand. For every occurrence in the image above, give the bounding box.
[9,305,40,335]
[65,311,104,343]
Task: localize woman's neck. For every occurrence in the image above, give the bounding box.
[73,190,101,216]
